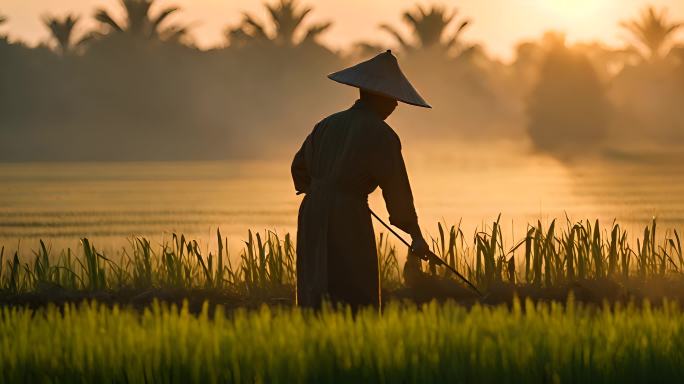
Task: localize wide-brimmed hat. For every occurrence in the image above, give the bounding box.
[328,50,431,108]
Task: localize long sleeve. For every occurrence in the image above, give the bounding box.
[373,131,420,235]
[291,134,312,194]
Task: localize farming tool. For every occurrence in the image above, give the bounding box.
[370,209,484,298]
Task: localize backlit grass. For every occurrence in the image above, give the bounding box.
[0,218,681,295]
[0,299,682,383]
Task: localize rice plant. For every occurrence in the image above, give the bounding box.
[428,217,682,289]
[377,232,401,291]
[0,218,682,296]
[0,229,298,295]
[1,299,683,382]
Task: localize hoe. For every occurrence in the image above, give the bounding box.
[370,208,484,298]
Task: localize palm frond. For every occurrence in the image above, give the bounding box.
[302,21,331,43]
[292,7,312,29]
[94,9,123,32]
[230,0,327,48]
[666,23,683,34]
[620,6,683,60]
[43,14,81,54]
[417,5,428,19]
[267,0,312,45]
[443,7,457,26]
[401,5,463,49]
[151,7,180,31]
[242,13,269,40]
[445,20,471,50]
[380,24,410,50]
[402,11,419,30]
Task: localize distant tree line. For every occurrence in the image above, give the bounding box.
[0,1,682,161]
[525,7,684,158]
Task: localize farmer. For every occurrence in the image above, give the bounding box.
[292,50,431,309]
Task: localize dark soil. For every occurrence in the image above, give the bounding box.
[0,285,295,315]
[2,276,684,314]
[392,274,684,310]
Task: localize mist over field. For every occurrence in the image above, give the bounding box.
[3,3,684,381]
[0,1,682,162]
[1,0,683,251]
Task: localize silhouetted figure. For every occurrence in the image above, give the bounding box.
[292,50,431,310]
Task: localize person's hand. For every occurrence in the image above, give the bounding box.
[410,235,429,259]
[403,250,423,288]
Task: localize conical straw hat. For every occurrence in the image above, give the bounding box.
[328,50,431,108]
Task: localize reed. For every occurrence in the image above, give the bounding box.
[0,218,681,295]
[428,217,682,289]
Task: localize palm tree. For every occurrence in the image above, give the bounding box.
[380,5,471,55]
[0,14,8,41]
[527,37,611,156]
[227,0,331,47]
[43,14,90,55]
[94,0,187,41]
[620,6,682,61]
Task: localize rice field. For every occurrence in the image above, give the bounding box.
[2,144,683,253]
[1,299,683,383]
[2,146,684,381]
[0,216,681,300]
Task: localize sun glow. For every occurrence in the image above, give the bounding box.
[536,0,612,22]
[2,0,682,60]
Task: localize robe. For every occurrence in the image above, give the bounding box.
[291,99,420,309]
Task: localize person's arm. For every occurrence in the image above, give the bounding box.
[291,134,312,194]
[373,131,427,253]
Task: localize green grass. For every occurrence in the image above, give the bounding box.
[0,218,681,296]
[1,219,683,382]
[0,230,299,296]
[1,299,683,383]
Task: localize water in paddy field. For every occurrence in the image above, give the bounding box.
[1,141,683,255]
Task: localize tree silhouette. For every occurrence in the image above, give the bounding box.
[620,6,682,61]
[43,14,89,55]
[527,34,611,156]
[94,0,186,42]
[227,0,331,47]
[380,5,471,56]
[0,14,7,44]
[670,45,684,65]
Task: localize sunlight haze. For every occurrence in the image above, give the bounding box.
[3,0,683,60]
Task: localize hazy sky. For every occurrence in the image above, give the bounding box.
[2,0,683,60]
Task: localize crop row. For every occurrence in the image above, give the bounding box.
[0,218,681,295]
[1,299,683,383]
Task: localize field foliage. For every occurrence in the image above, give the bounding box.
[1,299,683,383]
[0,218,681,296]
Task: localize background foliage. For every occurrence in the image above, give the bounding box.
[0,1,683,160]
